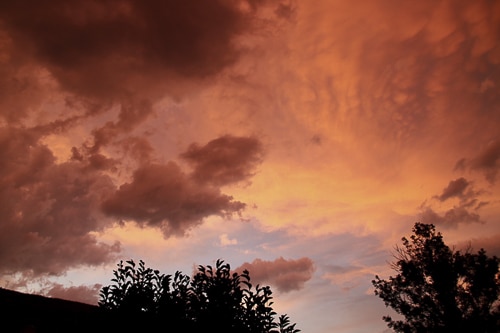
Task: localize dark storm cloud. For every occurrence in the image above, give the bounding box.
[236,257,314,293]
[419,205,483,228]
[101,162,246,237]
[0,0,282,100]
[420,177,487,228]
[181,135,264,186]
[0,130,263,276]
[102,135,263,236]
[435,177,471,202]
[456,140,500,184]
[0,127,120,276]
[0,0,281,179]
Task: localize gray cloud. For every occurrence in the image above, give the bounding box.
[101,162,246,237]
[102,135,263,237]
[236,257,315,293]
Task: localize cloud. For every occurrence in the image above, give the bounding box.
[275,0,500,173]
[420,175,489,228]
[456,140,500,184]
[0,0,287,101]
[181,135,264,186]
[219,234,238,247]
[0,127,120,276]
[419,205,483,228]
[236,257,315,293]
[435,177,471,202]
[0,128,262,278]
[87,98,154,154]
[101,162,246,237]
[454,234,500,257]
[0,0,286,170]
[102,135,263,237]
[44,283,102,305]
[322,264,375,292]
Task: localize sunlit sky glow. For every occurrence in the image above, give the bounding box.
[1,1,499,332]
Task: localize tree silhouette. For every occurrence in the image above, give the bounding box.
[99,259,300,333]
[372,223,500,333]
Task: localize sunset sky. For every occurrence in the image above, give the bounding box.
[1,1,500,332]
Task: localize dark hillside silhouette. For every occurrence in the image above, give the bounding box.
[0,287,105,332]
[373,223,500,333]
[0,287,172,332]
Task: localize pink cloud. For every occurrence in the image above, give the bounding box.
[101,162,246,237]
[237,257,315,293]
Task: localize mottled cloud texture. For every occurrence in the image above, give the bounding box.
[237,257,315,293]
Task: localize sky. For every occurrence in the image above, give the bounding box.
[0,0,499,332]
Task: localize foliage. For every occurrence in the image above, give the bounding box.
[99,259,300,333]
[372,223,500,333]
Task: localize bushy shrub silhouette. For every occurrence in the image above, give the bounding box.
[373,223,500,333]
[99,259,300,333]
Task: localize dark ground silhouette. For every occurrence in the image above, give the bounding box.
[0,287,145,333]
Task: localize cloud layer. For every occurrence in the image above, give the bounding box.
[0,0,258,100]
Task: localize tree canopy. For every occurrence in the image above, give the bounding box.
[98,259,299,333]
[372,223,500,333]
